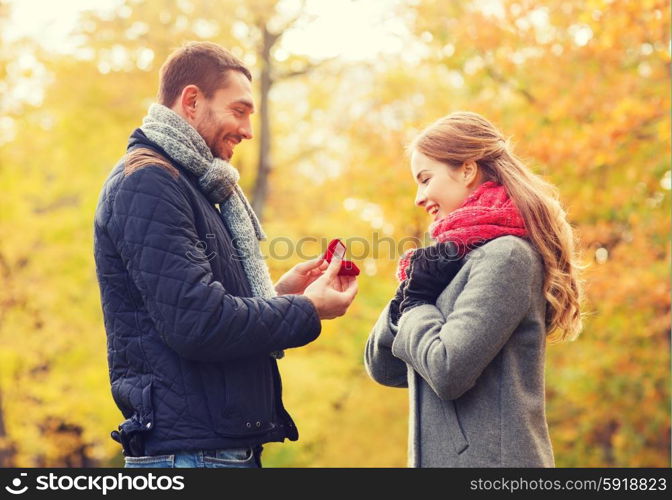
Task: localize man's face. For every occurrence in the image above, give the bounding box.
[195,71,255,161]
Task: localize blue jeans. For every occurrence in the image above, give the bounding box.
[124,446,263,468]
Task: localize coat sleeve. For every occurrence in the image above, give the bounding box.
[364,301,408,388]
[108,165,321,362]
[391,244,535,400]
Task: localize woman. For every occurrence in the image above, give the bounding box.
[364,111,583,467]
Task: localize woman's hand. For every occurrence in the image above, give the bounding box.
[399,241,463,315]
[274,256,329,296]
[389,281,408,327]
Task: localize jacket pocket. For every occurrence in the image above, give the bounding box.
[111,377,155,456]
[442,400,469,454]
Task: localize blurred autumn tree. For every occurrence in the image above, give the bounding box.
[0,0,668,467]
[414,0,671,467]
[324,0,671,466]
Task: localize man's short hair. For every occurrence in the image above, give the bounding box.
[158,41,252,107]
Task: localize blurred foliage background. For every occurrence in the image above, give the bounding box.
[0,0,669,467]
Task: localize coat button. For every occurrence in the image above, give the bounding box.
[255,421,261,427]
[246,422,252,428]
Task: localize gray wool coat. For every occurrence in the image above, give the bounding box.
[365,236,554,467]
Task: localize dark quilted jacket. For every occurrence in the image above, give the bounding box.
[93,129,322,455]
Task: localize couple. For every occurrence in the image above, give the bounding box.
[93,42,582,468]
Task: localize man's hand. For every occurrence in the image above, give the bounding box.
[304,254,358,319]
[274,256,329,296]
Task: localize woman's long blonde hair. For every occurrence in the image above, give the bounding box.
[412,111,583,342]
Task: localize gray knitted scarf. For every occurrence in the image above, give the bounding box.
[141,103,283,358]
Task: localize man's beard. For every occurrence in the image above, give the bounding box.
[206,134,229,161]
[199,109,230,161]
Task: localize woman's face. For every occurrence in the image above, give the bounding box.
[410,150,478,221]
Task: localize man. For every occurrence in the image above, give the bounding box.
[93,41,358,468]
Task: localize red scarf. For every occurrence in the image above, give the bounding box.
[396,181,528,282]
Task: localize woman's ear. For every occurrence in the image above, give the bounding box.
[462,160,479,187]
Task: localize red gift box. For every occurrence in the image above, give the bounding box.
[323,239,360,276]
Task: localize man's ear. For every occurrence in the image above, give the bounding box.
[176,85,200,122]
[462,160,479,186]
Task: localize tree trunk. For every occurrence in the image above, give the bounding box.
[251,24,275,222]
